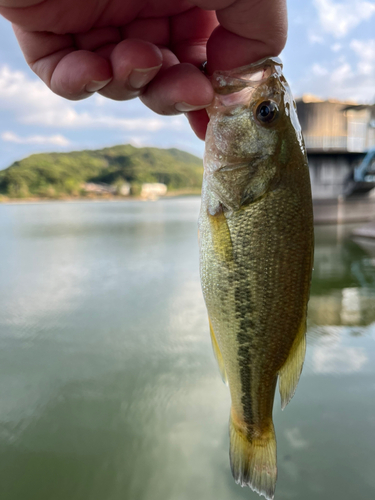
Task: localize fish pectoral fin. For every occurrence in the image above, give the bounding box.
[208,210,233,264]
[208,317,228,385]
[278,319,306,410]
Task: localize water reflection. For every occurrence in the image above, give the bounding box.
[308,227,375,329]
[307,226,375,380]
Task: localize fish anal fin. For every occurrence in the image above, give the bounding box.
[209,317,228,385]
[278,319,307,410]
[229,411,277,500]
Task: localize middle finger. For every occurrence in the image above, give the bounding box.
[98,38,163,100]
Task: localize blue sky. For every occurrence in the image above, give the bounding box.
[0,0,374,170]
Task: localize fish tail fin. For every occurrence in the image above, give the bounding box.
[229,412,277,500]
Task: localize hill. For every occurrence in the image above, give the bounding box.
[0,145,203,199]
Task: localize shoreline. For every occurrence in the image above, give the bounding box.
[2,193,375,226]
[0,189,202,205]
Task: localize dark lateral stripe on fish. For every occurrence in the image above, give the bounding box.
[234,265,255,431]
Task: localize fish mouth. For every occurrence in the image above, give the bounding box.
[211,57,283,97]
[207,58,284,112]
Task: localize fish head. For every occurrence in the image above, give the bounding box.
[204,57,305,213]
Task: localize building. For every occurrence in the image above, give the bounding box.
[296,95,375,199]
[140,183,167,200]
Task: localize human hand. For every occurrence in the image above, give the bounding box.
[0,0,287,139]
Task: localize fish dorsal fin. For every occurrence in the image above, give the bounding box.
[278,320,306,410]
[209,317,228,385]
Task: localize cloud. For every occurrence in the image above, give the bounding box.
[350,39,375,61]
[0,65,187,132]
[314,0,375,38]
[23,109,184,132]
[350,39,375,76]
[1,131,70,146]
[313,339,368,374]
[312,63,329,77]
[0,65,68,116]
[330,62,352,84]
[129,136,148,147]
[308,33,325,44]
[331,43,342,52]
[284,428,309,449]
[309,324,372,375]
[295,50,375,103]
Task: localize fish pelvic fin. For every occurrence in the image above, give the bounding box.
[229,413,277,500]
[278,320,306,410]
[208,317,228,385]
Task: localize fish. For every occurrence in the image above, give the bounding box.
[198,57,314,499]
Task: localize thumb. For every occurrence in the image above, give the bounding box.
[206,0,287,74]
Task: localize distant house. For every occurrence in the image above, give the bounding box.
[140,183,167,200]
[117,183,131,196]
[296,95,375,199]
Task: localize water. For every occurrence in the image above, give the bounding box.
[0,198,374,500]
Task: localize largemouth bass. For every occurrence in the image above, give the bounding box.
[199,57,314,499]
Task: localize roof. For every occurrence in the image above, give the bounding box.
[296,94,358,105]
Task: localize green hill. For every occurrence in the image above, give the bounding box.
[0,145,203,199]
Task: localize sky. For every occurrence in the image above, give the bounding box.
[0,0,374,170]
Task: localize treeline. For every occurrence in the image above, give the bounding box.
[0,145,203,198]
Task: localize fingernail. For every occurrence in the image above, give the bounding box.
[175,102,210,112]
[128,65,162,89]
[86,78,112,92]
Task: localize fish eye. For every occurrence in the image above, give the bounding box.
[255,100,279,125]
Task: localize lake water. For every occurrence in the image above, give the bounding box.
[0,198,374,500]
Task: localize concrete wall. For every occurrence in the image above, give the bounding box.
[308,152,365,199]
[296,99,375,153]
